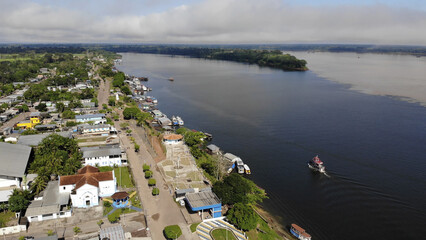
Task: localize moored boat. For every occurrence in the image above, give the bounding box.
[172,116,179,126]
[290,224,311,240]
[176,116,184,126]
[168,77,174,81]
[308,155,325,173]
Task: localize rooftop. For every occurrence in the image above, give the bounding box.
[82,146,121,158]
[59,166,114,190]
[185,191,221,209]
[25,181,69,217]
[18,132,72,146]
[207,144,220,152]
[163,134,183,141]
[75,113,105,119]
[100,225,125,240]
[0,142,32,177]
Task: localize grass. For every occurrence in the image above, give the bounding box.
[165,171,176,178]
[76,136,108,143]
[246,218,283,240]
[211,228,237,240]
[190,222,200,233]
[0,211,15,227]
[114,167,134,188]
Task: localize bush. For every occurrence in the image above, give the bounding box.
[148,178,156,186]
[107,213,119,223]
[134,143,140,152]
[152,187,159,196]
[145,170,152,179]
[163,225,182,239]
[143,164,150,172]
[227,203,258,231]
[62,110,75,119]
[103,201,111,208]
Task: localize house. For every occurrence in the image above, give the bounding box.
[158,117,171,127]
[185,190,222,218]
[81,146,122,167]
[163,134,183,145]
[75,113,106,124]
[0,142,32,203]
[206,144,220,155]
[16,112,41,129]
[59,166,116,208]
[151,110,163,119]
[25,181,72,222]
[17,131,72,147]
[78,124,114,134]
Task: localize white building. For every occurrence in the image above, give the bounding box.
[59,166,116,208]
[25,181,72,222]
[79,124,116,134]
[0,143,32,203]
[75,113,106,124]
[81,146,122,167]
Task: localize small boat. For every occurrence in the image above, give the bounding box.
[172,116,179,126]
[176,116,184,126]
[152,97,158,104]
[290,224,311,240]
[168,77,174,81]
[243,164,251,174]
[308,155,325,173]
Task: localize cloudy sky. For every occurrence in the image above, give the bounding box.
[1,0,425,45]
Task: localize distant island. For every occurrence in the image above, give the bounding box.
[102,46,308,71]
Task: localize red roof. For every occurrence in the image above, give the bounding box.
[60,166,113,190]
[111,191,129,199]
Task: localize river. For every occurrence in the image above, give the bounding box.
[116,52,426,240]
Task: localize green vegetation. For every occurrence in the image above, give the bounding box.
[148,178,156,186]
[112,72,125,88]
[190,222,200,233]
[123,107,141,120]
[213,173,267,206]
[7,189,32,212]
[0,211,15,228]
[47,230,55,236]
[134,143,140,152]
[101,46,307,71]
[62,110,76,119]
[246,216,282,240]
[21,129,39,135]
[73,226,81,235]
[143,164,150,172]
[227,203,258,231]
[145,170,153,179]
[163,225,182,239]
[114,167,134,188]
[211,228,237,240]
[152,187,159,196]
[29,134,82,194]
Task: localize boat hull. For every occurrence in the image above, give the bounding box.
[308,162,325,173]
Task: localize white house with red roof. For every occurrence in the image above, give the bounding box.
[59,166,116,208]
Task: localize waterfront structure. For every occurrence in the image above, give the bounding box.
[81,146,122,167]
[0,143,32,202]
[59,166,116,208]
[25,181,72,222]
[206,144,220,155]
[163,134,183,145]
[75,113,106,124]
[185,191,222,218]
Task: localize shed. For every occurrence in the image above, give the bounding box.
[206,144,220,154]
[185,191,222,218]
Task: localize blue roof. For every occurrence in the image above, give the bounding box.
[75,113,105,119]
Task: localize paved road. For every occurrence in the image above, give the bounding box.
[97,76,110,110]
[114,116,198,240]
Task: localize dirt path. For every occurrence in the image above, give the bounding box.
[97,75,110,110]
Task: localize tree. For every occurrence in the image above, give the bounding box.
[163,225,182,239]
[120,85,131,95]
[145,170,152,179]
[123,107,141,119]
[31,175,48,195]
[65,121,78,127]
[134,143,140,152]
[136,112,152,126]
[56,102,65,112]
[29,134,82,193]
[47,230,54,236]
[97,220,104,229]
[227,203,258,231]
[73,226,81,235]
[212,173,267,205]
[20,104,29,112]
[8,189,32,212]
[143,164,150,172]
[62,110,75,119]
[35,103,47,112]
[120,122,129,129]
[148,178,156,186]
[108,97,116,106]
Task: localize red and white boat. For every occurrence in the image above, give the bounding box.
[308,155,325,173]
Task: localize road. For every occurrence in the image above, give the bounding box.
[97,75,110,109]
[114,113,198,240]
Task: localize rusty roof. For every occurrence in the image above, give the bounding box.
[60,166,113,190]
[111,191,129,199]
[163,134,183,141]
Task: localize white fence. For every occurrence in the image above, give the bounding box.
[0,225,27,235]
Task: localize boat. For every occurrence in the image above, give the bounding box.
[152,97,158,104]
[168,77,174,81]
[176,116,184,126]
[290,224,311,240]
[308,155,325,173]
[243,164,251,174]
[172,116,179,126]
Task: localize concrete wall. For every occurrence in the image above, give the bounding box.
[84,156,121,167]
[0,176,20,188]
[0,225,26,235]
[99,180,116,197]
[72,184,99,208]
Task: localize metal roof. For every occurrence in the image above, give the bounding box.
[207,144,220,152]
[17,132,72,146]
[100,225,125,240]
[80,124,111,130]
[25,181,69,217]
[224,153,239,161]
[82,147,121,158]
[0,142,32,177]
[75,113,105,119]
[185,191,221,209]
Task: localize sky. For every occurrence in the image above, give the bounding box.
[0,0,425,45]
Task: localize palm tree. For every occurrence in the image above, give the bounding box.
[31,175,48,195]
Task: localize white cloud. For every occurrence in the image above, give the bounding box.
[0,0,425,45]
